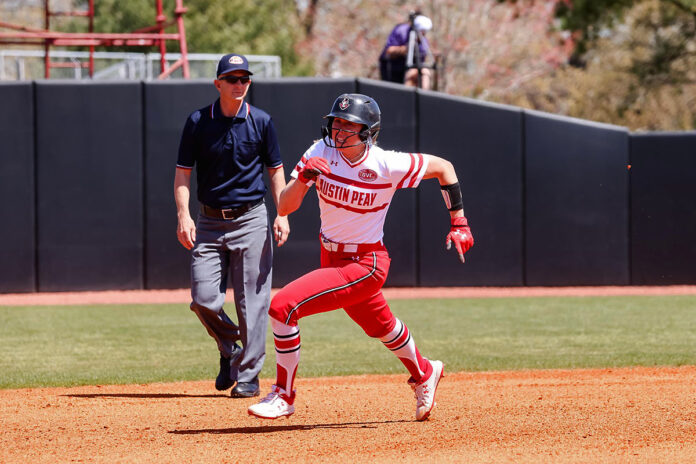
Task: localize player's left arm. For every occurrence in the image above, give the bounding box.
[267,165,290,247]
[422,155,474,263]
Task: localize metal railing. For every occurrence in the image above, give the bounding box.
[0,50,281,80]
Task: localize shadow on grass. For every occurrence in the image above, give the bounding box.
[64,393,225,399]
[170,419,410,434]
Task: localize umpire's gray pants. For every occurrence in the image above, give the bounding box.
[190,202,272,383]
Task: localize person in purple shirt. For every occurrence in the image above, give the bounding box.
[379,11,433,89]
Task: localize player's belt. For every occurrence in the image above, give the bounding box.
[200,199,263,220]
[320,234,384,254]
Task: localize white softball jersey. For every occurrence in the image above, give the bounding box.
[291,140,429,244]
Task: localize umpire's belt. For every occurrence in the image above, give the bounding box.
[200,199,263,220]
[320,234,385,254]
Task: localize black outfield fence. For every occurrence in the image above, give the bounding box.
[0,79,694,292]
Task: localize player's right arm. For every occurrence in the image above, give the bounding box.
[278,177,310,216]
[174,167,196,250]
[280,148,331,216]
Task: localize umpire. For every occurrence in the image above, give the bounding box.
[174,53,290,398]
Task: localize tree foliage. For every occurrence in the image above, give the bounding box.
[296,0,572,95]
[501,0,696,130]
[553,0,636,59]
[296,0,695,130]
[3,0,694,129]
[181,0,311,75]
[552,0,696,61]
[65,0,312,75]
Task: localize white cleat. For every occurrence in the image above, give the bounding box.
[409,360,444,421]
[247,385,295,420]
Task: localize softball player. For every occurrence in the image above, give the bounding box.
[248,93,473,421]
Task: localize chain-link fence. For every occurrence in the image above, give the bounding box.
[0,50,281,80]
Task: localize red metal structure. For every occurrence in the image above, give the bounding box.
[0,0,190,79]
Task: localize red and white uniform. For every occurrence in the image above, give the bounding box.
[293,140,428,244]
[270,138,429,335]
[268,140,434,394]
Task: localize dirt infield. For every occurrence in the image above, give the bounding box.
[2,287,696,462]
[1,367,695,463]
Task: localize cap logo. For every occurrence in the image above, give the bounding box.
[339,97,350,110]
[229,56,244,64]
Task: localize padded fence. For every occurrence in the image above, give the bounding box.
[0,83,35,292]
[524,111,630,286]
[630,133,696,284]
[1,79,695,292]
[143,80,218,289]
[34,82,144,291]
[418,92,525,286]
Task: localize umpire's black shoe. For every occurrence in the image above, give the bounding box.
[215,345,241,391]
[231,377,260,398]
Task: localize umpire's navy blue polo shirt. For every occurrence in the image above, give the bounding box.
[177,99,283,209]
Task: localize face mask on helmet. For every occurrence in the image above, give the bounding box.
[321,118,374,148]
[320,94,381,148]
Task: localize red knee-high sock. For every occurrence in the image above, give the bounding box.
[271,317,300,395]
[380,318,432,382]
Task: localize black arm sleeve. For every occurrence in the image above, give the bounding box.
[440,182,464,212]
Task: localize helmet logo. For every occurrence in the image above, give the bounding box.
[339,97,351,110]
[358,169,378,182]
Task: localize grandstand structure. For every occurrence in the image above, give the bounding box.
[0,0,190,79]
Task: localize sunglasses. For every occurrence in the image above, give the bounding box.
[219,75,251,84]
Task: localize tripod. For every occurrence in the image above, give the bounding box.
[406,21,428,89]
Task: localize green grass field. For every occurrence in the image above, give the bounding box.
[1,295,695,389]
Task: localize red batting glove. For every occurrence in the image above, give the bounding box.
[298,157,331,184]
[446,216,474,263]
